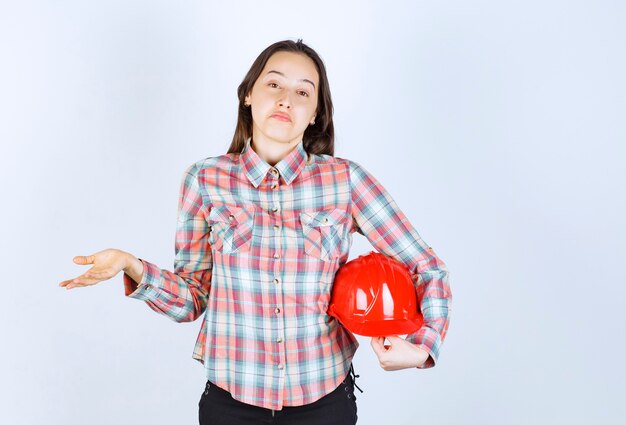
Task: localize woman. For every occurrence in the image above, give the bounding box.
[60,39,452,425]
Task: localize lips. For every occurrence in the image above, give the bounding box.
[271,112,291,122]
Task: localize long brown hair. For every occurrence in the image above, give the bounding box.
[227,39,335,156]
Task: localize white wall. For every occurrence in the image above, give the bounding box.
[1,1,624,424]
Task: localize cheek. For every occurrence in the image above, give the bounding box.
[295,105,316,122]
[250,102,271,122]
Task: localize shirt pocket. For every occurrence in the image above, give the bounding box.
[299,208,347,262]
[207,204,255,254]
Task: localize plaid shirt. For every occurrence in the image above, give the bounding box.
[123,137,452,410]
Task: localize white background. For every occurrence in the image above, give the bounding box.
[1,1,624,424]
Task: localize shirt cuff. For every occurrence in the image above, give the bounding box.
[122,258,162,301]
[405,326,443,369]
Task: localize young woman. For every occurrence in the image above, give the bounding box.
[60,39,452,425]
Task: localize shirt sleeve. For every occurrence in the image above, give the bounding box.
[122,162,213,323]
[348,160,452,368]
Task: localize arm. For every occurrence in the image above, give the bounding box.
[348,160,452,368]
[123,162,213,323]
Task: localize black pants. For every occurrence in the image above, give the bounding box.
[198,371,358,425]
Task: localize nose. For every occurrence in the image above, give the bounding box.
[277,93,292,109]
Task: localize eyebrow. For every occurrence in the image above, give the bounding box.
[265,70,316,90]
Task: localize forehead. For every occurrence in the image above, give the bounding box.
[260,51,319,86]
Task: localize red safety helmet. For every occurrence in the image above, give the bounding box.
[328,251,424,337]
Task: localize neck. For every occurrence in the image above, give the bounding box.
[250,136,300,166]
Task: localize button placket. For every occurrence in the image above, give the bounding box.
[268,169,286,380]
[266,168,285,378]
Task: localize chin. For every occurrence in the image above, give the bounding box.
[263,129,297,144]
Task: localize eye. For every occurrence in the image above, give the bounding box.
[268,82,279,88]
[298,90,309,97]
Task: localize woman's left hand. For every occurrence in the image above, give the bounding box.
[370,336,430,370]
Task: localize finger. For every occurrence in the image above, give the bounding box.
[370,337,387,356]
[59,276,93,287]
[59,279,74,287]
[73,255,95,265]
[385,335,402,347]
[86,267,116,277]
[85,268,118,282]
[374,336,393,350]
[65,282,92,290]
[69,275,104,287]
[62,279,87,290]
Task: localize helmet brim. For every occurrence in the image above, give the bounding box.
[337,317,423,337]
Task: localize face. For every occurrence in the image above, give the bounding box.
[245,51,319,148]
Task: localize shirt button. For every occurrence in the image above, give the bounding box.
[277,363,284,370]
[270,168,279,176]
[229,214,235,220]
[273,253,280,259]
[276,337,283,343]
[274,307,281,314]
[271,206,279,213]
[271,183,278,189]
[273,224,280,230]
[273,278,280,284]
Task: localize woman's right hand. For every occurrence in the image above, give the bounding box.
[59,248,131,290]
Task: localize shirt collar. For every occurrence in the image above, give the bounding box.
[241,137,309,188]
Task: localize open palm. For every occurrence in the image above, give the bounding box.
[59,248,129,290]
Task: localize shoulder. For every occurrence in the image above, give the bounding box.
[182,152,241,178]
[313,154,374,182]
[307,153,366,175]
[307,154,379,187]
